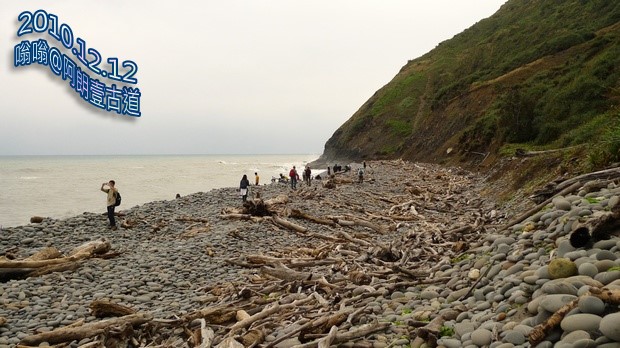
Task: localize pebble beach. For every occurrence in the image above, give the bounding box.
[1,160,620,347]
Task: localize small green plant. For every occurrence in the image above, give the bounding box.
[585,197,602,204]
[607,266,620,272]
[451,253,471,263]
[401,308,413,315]
[439,326,455,337]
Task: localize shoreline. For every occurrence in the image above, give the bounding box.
[1,160,620,346]
[0,154,320,228]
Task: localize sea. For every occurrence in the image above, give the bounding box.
[0,154,319,228]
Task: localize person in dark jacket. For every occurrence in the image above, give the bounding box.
[304,166,312,186]
[239,174,250,202]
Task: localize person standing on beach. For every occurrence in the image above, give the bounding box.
[289,166,299,189]
[304,165,312,186]
[100,180,118,230]
[240,174,250,202]
[255,172,260,186]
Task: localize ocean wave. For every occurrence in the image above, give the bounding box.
[19,176,39,180]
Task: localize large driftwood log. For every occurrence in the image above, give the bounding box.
[515,147,576,157]
[243,199,272,216]
[68,238,111,258]
[0,247,69,281]
[570,204,620,247]
[26,247,63,261]
[261,262,319,281]
[26,262,80,277]
[271,216,308,233]
[264,194,289,208]
[245,255,341,269]
[183,305,237,325]
[89,300,136,318]
[327,215,386,234]
[0,239,110,270]
[19,313,152,345]
[290,209,337,226]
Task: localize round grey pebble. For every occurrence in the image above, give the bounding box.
[595,270,620,285]
[553,197,572,210]
[540,294,577,313]
[390,291,405,300]
[420,290,439,300]
[561,313,602,333]
[476,301,491,311]
[596,250,618,261]
[542,281,578,295]
[595,260,617,272]
[455,322,475,338]
[557,240,576,258]
[572,339,597,348]
[608,195,620,209]
[599,312,620,341]
[438,338,462,348]
[471,328,492,346]
[562,330,590,343]
[494,344,515,348]
[503,330,525,345]
[578,296,605,315]
[578,263,599,277]
[593,239,618,250]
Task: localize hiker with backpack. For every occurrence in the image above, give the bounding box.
[289,166,299,190]
[101,180,120,230]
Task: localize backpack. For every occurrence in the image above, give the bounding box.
[114,191,121,207]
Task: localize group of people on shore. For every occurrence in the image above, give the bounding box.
[287,165,312,189]
[237,161,368,201]
[100,162,368,230]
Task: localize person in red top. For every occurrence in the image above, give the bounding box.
[289,166,299,190]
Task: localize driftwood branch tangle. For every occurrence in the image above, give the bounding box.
[555,166,620,192]
[19,313,152,345]
[503,181,582,229]
[529,287,620,345]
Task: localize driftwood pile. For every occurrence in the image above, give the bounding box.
[0,238,113,282]
[14,160,620,347]
[14,160,507,347]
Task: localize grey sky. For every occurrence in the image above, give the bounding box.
[0,0,506,155]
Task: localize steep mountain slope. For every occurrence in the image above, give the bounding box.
[319,0,620,169]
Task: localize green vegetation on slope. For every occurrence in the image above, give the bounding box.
[323,0,620,169]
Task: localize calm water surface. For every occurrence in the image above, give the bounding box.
[0,154,318,227]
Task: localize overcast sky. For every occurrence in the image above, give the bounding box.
[0,0,507,155]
